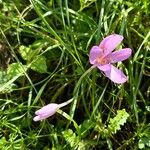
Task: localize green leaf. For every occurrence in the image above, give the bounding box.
[0,70,8,83]
[107,109,129,135]
[18,45,47,73]
[19,46,31,61]
[138,137,150,149]
[19,45,39,61]
[0,137,7,148]
[62,129,79,148]
[79,0,96,11]
[138,127,150,149]
[138,139,145,149]
[7,63,27,79]
[79,120,95,138]
[0,63,27,93]
[30,56,47,73]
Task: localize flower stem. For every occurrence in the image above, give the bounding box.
[58,98,74,108]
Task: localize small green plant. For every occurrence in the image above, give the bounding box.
[19,45,47,73]
[138,127,150,149]
[107,109,130,135]
[62,129,80,149]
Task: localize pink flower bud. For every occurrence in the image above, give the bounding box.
[33,103,59,121]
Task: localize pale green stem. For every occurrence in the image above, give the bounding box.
[58,98,74,108]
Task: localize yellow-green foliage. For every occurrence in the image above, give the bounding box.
[108,109,129,135]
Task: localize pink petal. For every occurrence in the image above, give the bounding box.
[33,116,41,121]
[33,103,59,121]
[35,103,58,115]
[89,46,103,64]
[97,64,111,72]
[110,48,132,63]
[103,65,127,84]
[99,34,123,55]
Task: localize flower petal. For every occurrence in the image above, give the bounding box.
[35,103,59,115]
[89,46,103,64]
[33,103,59,121]
[97,64,111,72]
[33,116,41,121]
[103,65,127,84]
[110,48,132,63]
[99,34,123,55]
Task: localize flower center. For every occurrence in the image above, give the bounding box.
[96,56,108,65]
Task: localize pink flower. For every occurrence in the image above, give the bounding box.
[33,98,73,121]
[33,103,59,121]
[89,34,132,84]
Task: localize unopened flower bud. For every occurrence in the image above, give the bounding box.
[33,103,59,121]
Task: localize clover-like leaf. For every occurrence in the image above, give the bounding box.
[7,63,27,79]
[30,56,47,73]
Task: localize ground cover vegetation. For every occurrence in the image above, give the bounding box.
[0,0,150,149]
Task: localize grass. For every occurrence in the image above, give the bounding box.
[0,0,150,149]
